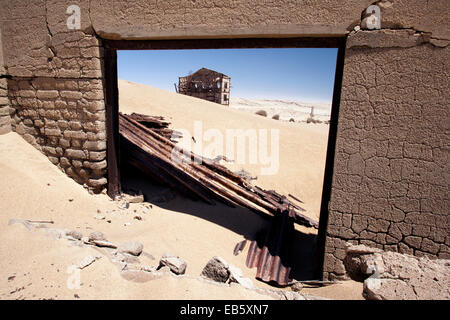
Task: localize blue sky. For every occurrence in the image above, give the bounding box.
[118,48,337,103]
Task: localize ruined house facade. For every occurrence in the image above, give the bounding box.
[178,67,231,105]
[0,0,448,280]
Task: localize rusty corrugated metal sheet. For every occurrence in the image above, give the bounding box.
[245,209,295,286]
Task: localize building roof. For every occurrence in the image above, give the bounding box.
[181,67,230,83]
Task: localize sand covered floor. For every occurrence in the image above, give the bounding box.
[0,81,363,300]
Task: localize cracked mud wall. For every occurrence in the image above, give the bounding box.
[324,29,449,280]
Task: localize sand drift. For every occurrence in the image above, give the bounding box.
[118,112,318,229]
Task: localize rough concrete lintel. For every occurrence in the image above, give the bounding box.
[93,24,350,41]
[348,28,449,49]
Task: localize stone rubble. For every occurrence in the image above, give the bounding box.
[77,255,101,269]
[200,256,254,289]
[118,241,144,256]
[159,253,187,275]
[345,243,450,300]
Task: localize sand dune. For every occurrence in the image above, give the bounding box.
[230,97,331,122]
[119,79,330,220]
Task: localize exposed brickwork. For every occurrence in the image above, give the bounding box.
[324,38,450,280]
[0,78,10,135]
[7,77,107,190]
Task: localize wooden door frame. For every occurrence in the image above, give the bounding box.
[102,36,347,279]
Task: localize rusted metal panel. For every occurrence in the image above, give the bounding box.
[119,112,317,228]
[246,209,295,286]
[233,240,247,256]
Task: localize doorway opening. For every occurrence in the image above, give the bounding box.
[103,37,346,282]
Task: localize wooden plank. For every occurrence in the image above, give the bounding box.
[104,48,121,198]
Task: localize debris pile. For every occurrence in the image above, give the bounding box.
[118,112,318,229]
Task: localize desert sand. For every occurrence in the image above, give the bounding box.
[0,80,363,300]
[118,79,330,221]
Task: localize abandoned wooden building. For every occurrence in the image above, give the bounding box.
[177,68,230,105]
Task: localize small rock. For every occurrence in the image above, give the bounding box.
[93,214,105,220]
[81,237,90,244]
[158,266,172,274]
[74,294,80,299]
[118,241,143,256]
[91,240,117,248]
[119,202,129,210]
[66,230,83,240]
[159,253,187,275]
[280,291,305,300]
[201,256,230,283]
[45,228,66,240]
[124,222,131,227]
[78,255,101,269]
[141,265,158,273]
[88,231,106,242]
[133,215,142,221]
[228,265,253,289]
[291,282,304,292]
[128,193,144,204]
[113,251,140,264]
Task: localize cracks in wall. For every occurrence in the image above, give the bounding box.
[348,1,449,49]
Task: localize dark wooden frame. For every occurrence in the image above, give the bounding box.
[104,48,121,198]
[102,36,347,279]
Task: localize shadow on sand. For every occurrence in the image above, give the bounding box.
[121,164,318,283]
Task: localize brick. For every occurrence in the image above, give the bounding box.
[36,90,59,99]
[68,121,83,130]
[0,97,10,105]
[87,178,107,188]
[83,140,106,151]
[89,151,106,161]
[57,120,69,130]
[83,160,107,170]
[82,89,104,100]
[60,157,71,168]
[72,160,83,168]
[19,90,36,98]
[60,91,83,100]
[59,138,70,148]
[84,100,105,112]
[44,128,62,137]
[0,107,10,117]
[65,149,87,160]
[63,130,87,140]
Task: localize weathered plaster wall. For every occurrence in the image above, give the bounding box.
[324,30,449,279]
[0,0,448,277]
[0,0,107,190]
